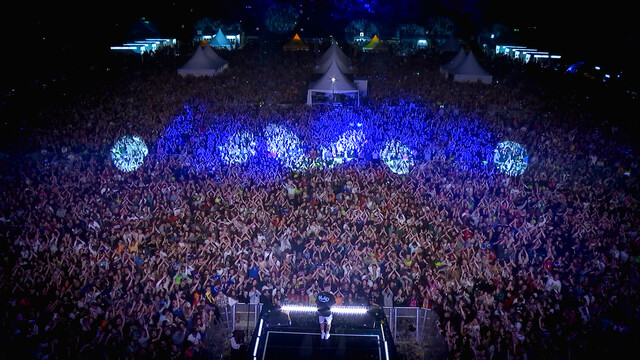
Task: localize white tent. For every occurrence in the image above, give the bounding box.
[178,44,228,77]
[439,47,466,76]
[307,60,359,105]
[447,50,492,84]
[315,49,353,74]
[210,29,233,50]
[202,43,228,68]
[316,43,351,69]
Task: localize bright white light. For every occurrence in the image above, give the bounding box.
[331,77,336,83]
[384,341,390,359]
[111,135,148,172]
[257,318,264,338]
[280,305,369,314]
[253,318,264,357]
[332,307,368,314]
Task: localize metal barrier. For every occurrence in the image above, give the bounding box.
[219,304,432,343]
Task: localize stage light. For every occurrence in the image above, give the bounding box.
[220,131,257,164]
[320,129,365,168]
[331,306,369,314]
[253,318,264,357]
[110,135,148,172]
[280,305,369,314]
[493,141,528,176]
[380,140,414,174]
[264,124,311,171]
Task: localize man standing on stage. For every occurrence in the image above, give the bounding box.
[317,283,336,340]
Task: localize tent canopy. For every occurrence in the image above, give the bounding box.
[307,60,359,105]
[202,43,228,68]
[178,44,228,77]
[283,33,309,51]
[448,51,492,84]
[317,43,351,67]
[362,34,388,52]
[310,60,358,91]
[315,45,353,74]
[439,47,467,75]
[210,29,232,49]
[363,34,379,50]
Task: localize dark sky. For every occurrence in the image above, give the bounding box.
[0,0,634,86]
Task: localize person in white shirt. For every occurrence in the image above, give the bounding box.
[545,273,562,293]
[249,286,261,304]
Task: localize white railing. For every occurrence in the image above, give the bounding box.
[217,303,434,343]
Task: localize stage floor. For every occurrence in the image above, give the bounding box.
[261,331,382,360]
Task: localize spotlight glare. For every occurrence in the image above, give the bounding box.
[280,305,369,314]
[380,140,414,174]
[493,141,529,176]
[110,135,148,172]
[220,131,257,164]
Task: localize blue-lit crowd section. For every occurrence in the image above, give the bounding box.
[137,103,527,179]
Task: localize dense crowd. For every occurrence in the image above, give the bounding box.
[1,40,639,360]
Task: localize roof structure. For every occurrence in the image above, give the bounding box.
[447,50,492,84]
[283,33,310,51]
[210,29,232,50]
[178,44,228,77]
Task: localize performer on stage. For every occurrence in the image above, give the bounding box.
[316,283,336,340]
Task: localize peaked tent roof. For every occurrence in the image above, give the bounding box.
[210,29,232,49]
[202,43,228,68]
[178,45,228,77]
[283,33,310,51]
[315,45,353,74]
[363,35,380,50]
[309,60,358,92]
[362,34,388,52]
[440,47,467,75]
[317,43,351,67]
[448,51,492,84]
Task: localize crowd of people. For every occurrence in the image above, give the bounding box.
[1,39,639,360]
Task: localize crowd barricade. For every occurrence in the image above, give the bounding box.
[218,304,433,343]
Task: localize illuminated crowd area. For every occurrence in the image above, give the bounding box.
[1,27,638,360]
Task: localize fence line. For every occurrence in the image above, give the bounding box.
[216,303,434,343]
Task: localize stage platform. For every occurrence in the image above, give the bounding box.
[262,331,381,360]
[249,305,395,360]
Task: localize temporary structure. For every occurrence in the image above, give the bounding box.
[447,50,492,84]
[315,43,353,73]
[178,43,228,77]
[316,43,351,66]
[439,47,467,76]
[315,49,353,74]
[283,33,309,51]
[307,60,359,105]
[362,35,388,52]
[210,29,233,50]
[202,43,228,68]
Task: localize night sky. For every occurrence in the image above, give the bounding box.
[1,0,634,90]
